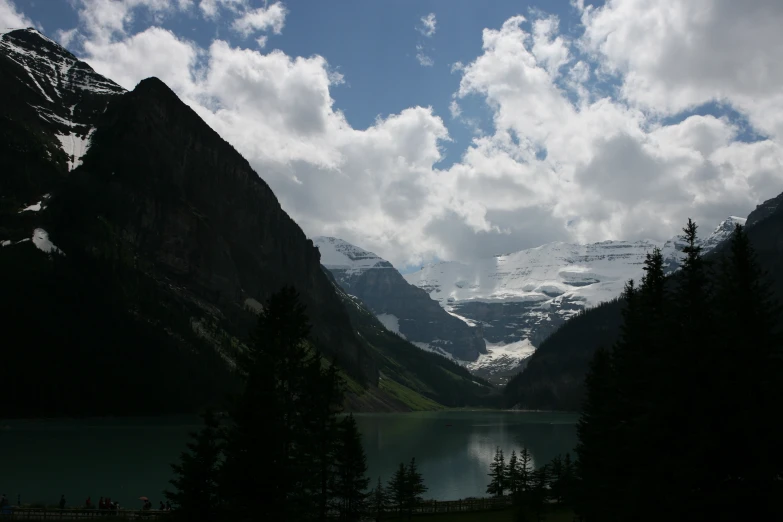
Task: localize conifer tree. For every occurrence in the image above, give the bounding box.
[405,458,427,520]
[387,463,408,515]
[530,466,550,522]
[518,447,533,494]
[332,414,370,522]
[548,455,564,504]
[221,287,342,521]
[304,360,344,520]
[574,347,616,522]
[505,450,520,497]
[486,447,506,497]
[710,224,783,520]
[164,411,223,522]
[369,477,389,522]
[561,453,575,506]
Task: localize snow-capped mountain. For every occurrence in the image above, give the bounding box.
[314,237,487,361]
[315,236,394,274]
[0,28,124,170]
[403,216,746,382]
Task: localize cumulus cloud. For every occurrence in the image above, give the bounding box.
[579,0,783,138]
[417,12,436,37]
[20,0,783,266]
[0,0,37,31]
[232,2,286,37]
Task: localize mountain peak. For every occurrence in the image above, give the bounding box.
[312,236,392,273]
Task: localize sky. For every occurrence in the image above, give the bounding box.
[3,0,783,270]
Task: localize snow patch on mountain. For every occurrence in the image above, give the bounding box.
[56,129,94,171]
[32,228,62,255]
[376,313,403,337]
[411,341,457,361]
[467,339,536,373]
[21,201,42,212]
[313,236,389,275]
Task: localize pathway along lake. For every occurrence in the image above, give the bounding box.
[0,411,577,508]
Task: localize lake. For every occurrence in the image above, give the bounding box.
[0,411,577,508]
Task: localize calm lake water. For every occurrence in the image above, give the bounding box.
[0,411,577,508]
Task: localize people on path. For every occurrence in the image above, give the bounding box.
[165,501,171,511]
[159,501,165,511]
[98,497,104,510]
[0,494,8,508]
[59,495,66,509]
[85,497,92,508]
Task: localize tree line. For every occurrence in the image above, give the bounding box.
[485,447,576,521]
[576,222,783,521]
[164,286,429,522]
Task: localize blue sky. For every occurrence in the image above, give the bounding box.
[21,0,593,168]
[4,0,783,268]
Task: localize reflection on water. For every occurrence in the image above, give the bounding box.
[0,411,577,506]
[355,411,578,500]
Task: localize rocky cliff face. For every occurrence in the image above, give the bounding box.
[68,78,376,381]
[0,29,378,416]
[313,237,486,361]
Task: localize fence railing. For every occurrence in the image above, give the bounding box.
[0,509,168,520]
[406,496,514,515]
[1,496,514,520]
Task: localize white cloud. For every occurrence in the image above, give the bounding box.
[232,2,286,37]
[55,27,80,47]
[0,0,36,31]
[68,0,190,43]
[255,35,267,48]
[44,0,783,266]
[417,12,436,37]
[449,100,461,119]
[579,0,783,138]
[415,44,433,67]
[199,0,245,19]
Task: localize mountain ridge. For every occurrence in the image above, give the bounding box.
[313,236,487,361]
[502,203,783,410]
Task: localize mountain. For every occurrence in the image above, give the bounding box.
[313,236,486,361]
[503,205,783,411]
[0,28,393,417]
[402,217,746,384]
[322,268,499,409]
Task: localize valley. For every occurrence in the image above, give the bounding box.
[2,3,783,521]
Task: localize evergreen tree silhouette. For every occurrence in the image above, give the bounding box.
[505,450,520,497]
[561,453,575,507]
[486,447,506,497]
[405,458,427,520]
[164,410,223,522]
[332,414,370,522]
[518,447,533,494]
[221,287,342,521]
[369,477,389,522]
[387,463,408,516]
[709,224,783,520]
[547,455,563,504]
[574,347,617,522]
[530,465,550,522]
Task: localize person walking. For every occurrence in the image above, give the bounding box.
[59,495,66,510]
[85,497,92,509]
